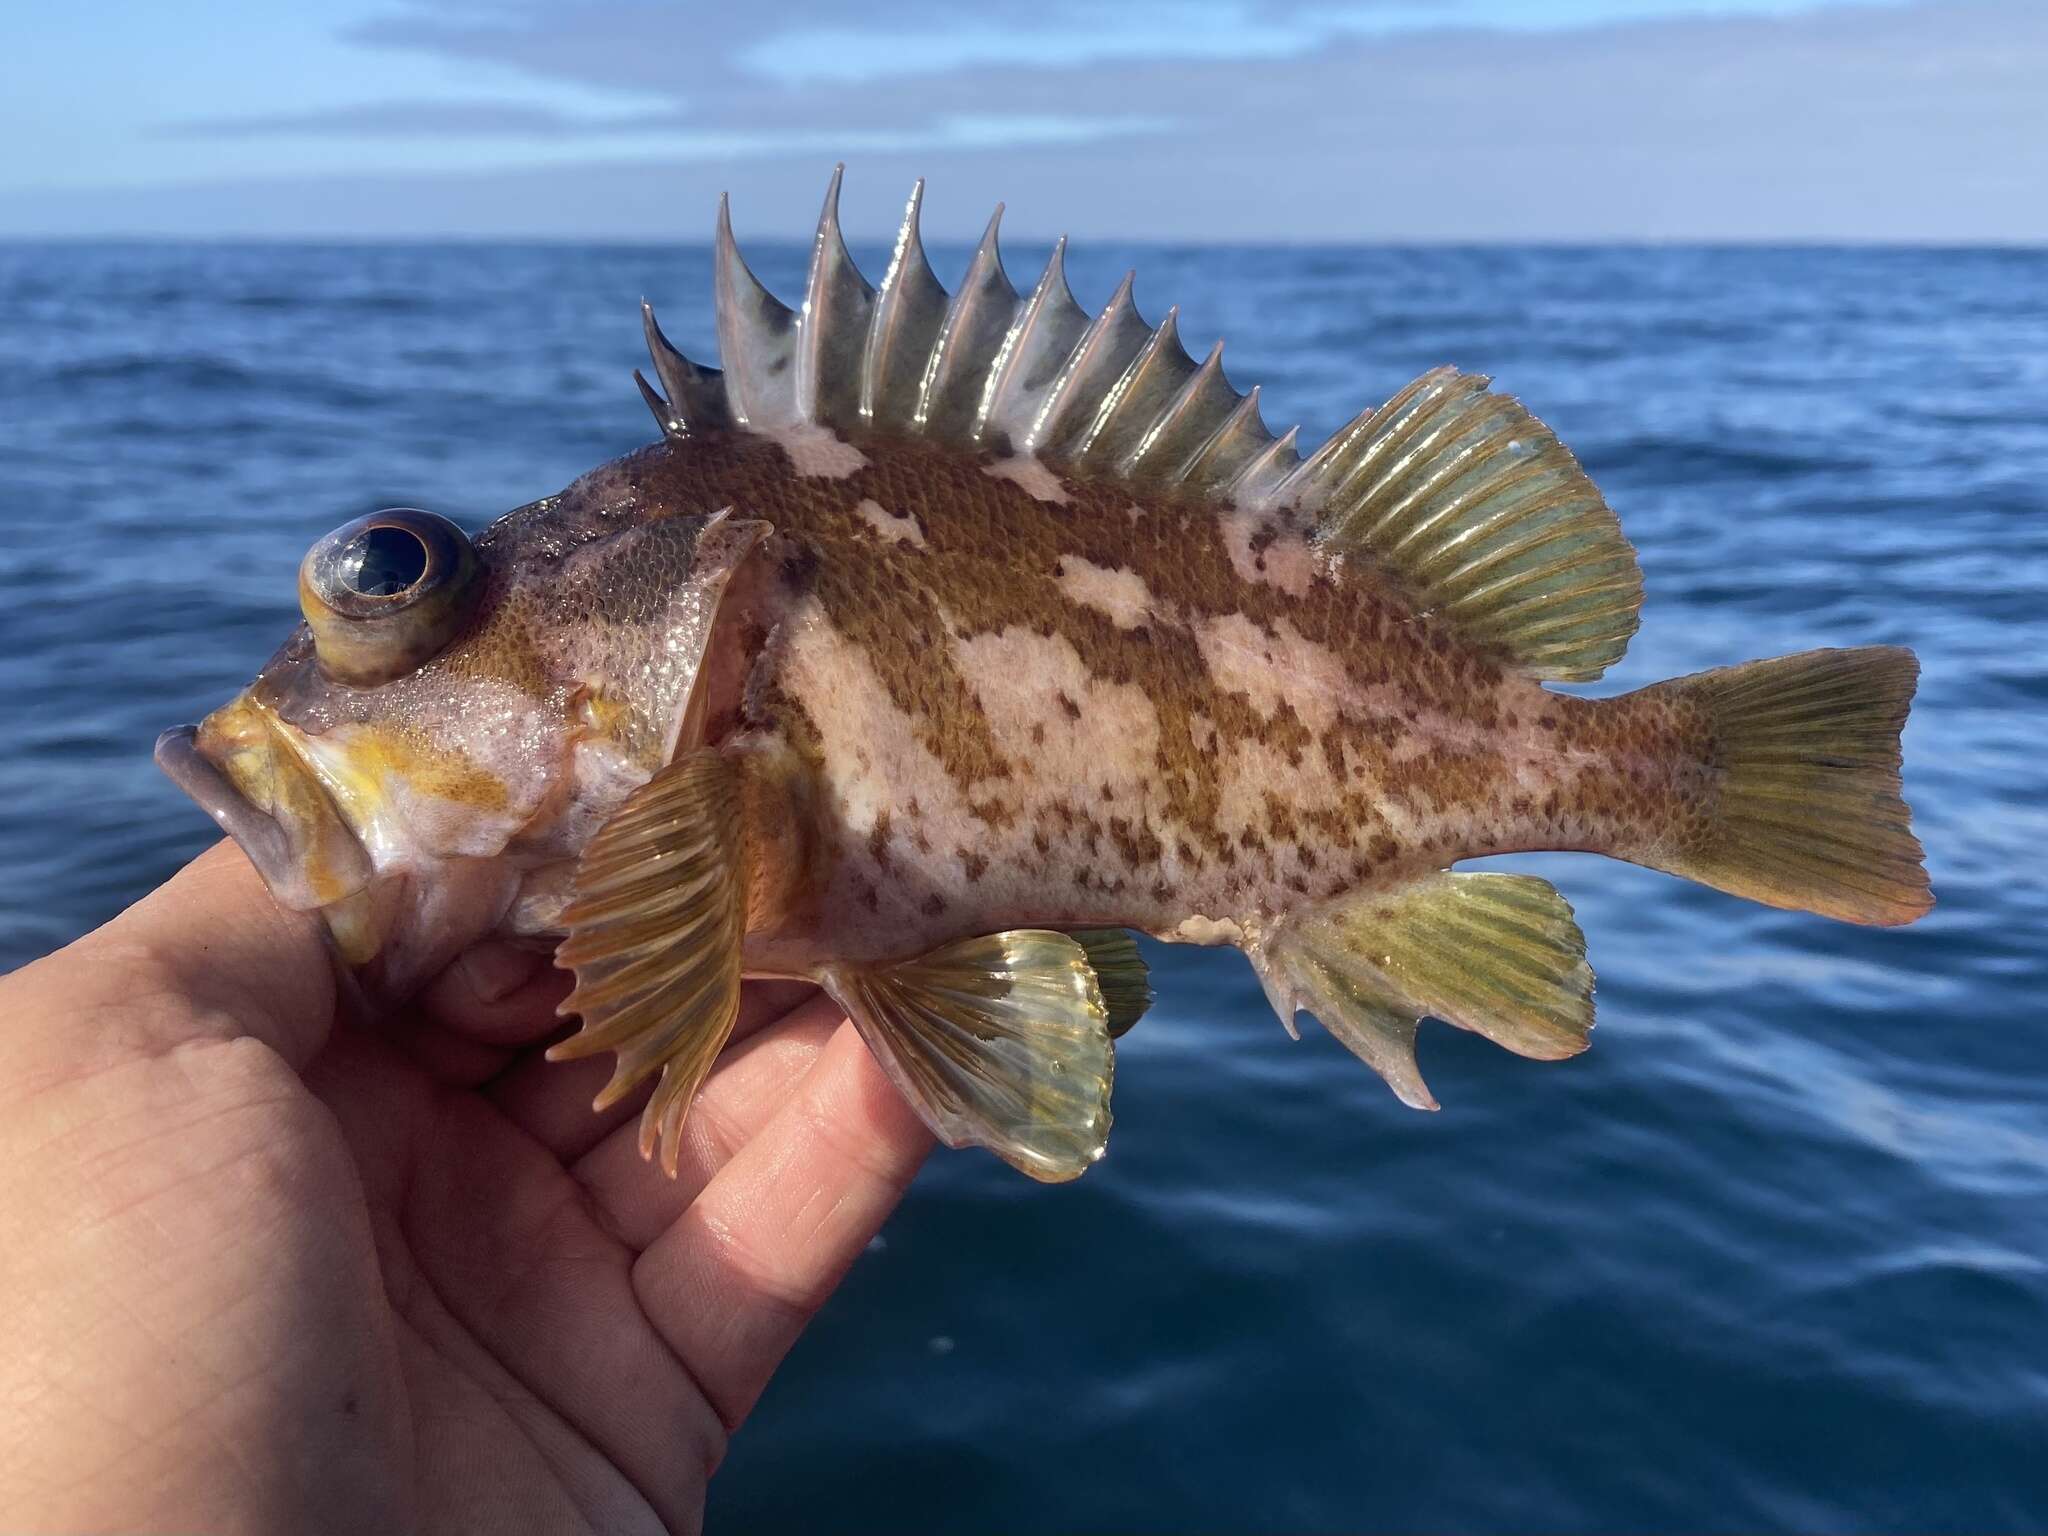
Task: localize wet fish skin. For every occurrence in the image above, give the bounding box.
[601,428,1695,973]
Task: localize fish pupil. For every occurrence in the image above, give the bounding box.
[342,525,429,597]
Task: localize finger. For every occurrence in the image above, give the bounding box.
[417,941,573,1046]
[486,979,819,1163]
[630,1021,933,1429]
[1,840,335,1086]
[376,1021,517,1090]
[373,943,577,1088]
[574,993,846,1250]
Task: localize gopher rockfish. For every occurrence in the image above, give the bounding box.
[157,171,1931,1182]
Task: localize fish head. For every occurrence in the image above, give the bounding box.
[158,458,770,1000]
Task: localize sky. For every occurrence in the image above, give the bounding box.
[1,0,2040,241]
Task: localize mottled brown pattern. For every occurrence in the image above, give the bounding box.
[593,428,1713,960]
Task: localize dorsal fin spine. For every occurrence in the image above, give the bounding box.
[1231,424,1303,504]
[675,175,1645,681]
[1175,382,1272,490]
[974,235,1089,449]
[860,180,949,430]
[634,369,677,437]
[796,164,875,430]
[914,204,1018,438]
[1068,304,1189,464]
[1021,270,1145,456]
[714,192,798,429]
[1119,338,1216,473]
[1120,339,1246,482]
[640,299,727,438]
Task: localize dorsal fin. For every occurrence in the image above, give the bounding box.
[1021,270,1149,456]
[671,173,1267,495]
[1290,367,1642,681]
[1065,304,1197,468]
[644,171,1640,678]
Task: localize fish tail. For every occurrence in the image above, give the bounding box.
[1630,645,1931,926]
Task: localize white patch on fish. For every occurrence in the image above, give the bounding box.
[853,498,927,548]
[1196,612,1350,732]
[766,423,868,479]
[951,625,1164,793]
[984,455,1070,504]
[1172,915,1245,946]
[1055,556,1154,630]
[1219,505,1315,597]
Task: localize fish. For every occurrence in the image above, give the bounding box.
[156,168,1932,1183]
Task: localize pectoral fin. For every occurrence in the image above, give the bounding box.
[822,931,1115,1183]
[549,748,747,1175]
[1255,872,1594,1110]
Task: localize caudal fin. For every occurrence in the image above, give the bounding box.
[1642,646,1931,926]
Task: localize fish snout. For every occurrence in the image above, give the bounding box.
[155,706,373,914]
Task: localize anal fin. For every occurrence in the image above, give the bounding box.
[1254,872,1594,1110]
[822,931,1114,1183]
[549,748,747,1175]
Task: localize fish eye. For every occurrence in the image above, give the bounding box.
[299,509,481,686]
[336,523,431,598]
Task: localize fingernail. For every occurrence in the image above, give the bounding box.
[457,942,543,1004]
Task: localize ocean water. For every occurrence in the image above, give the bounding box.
[2,237,2043,1532]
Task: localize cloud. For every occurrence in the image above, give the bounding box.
[163,100,667,140]
[336,0,1463,97]
[9,0,2043,240]
[165,99,1167,157]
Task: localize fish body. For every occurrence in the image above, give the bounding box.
[158,171,1931,1181]
[601,429,1677,969]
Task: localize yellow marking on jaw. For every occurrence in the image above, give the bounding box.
[197,695,368,907]
[217,694,515,871]
[321,888,384,966]
[316,724,514,815]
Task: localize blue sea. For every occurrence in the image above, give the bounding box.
[2,237,2043,1532]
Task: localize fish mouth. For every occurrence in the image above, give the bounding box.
[157,710,515,996]
[155,705,374,914]
[156,724,307,899]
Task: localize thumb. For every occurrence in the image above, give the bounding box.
[2,839,338,1085]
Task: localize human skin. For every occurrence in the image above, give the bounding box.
[0,841,933,1535]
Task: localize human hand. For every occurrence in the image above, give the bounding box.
[0,841,933,1535]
